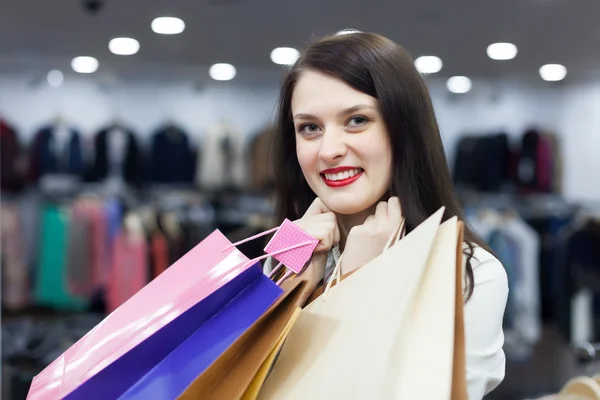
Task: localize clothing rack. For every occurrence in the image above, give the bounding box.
[463,192,600,398]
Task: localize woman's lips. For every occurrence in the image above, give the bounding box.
[321,168,364,188]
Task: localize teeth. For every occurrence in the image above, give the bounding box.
[324,168,362,181]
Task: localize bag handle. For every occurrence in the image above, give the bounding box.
[238,240,317,271]
[222,226,280,252]
[323,217,406,299]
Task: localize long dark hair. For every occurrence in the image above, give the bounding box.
[271,31,489,300]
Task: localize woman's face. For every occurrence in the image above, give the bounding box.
[291,70,392,215]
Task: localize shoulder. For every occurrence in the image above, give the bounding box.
[470,245,508,289]
[465,245,508,321]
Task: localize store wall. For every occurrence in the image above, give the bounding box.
[0,74,598,201]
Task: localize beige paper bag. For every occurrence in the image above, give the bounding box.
[388,217,468,399]
[258,208,446,399]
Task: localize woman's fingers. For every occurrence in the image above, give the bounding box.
[387,196,402,225]
[375,201,388,221]
[304,197,333,216]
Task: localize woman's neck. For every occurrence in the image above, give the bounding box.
[337,206,377,251]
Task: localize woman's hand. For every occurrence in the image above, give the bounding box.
[341,197,402,274]
[293,198,340,290]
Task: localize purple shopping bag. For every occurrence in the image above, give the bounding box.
[118,262,280,399]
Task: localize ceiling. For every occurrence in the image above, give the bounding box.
[1,0,599,84]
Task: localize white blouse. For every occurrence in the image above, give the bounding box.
[463,246,509,399]
[263,244,508,399]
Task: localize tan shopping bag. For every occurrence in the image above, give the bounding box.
[241,307,301,400]
[258,207,468,399]
[178,278,310,400]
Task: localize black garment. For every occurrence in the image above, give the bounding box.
[28,125,85,182]
[556,220,600,342]
[149,125,196,184]
[86,126,144,187]
[517,129,540,192]
[0,120,24,192]
[453,133,510,192]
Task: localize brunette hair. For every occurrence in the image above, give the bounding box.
[271,31,490,300]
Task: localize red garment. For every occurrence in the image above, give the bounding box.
[69,200,108,294]
[151,233,169,279]
[107,231,148,313]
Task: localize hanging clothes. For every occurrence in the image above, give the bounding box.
[151,233,169,279]
[0,203,29,311]
[516,129,559,194]
[66,199,108,297]
[196,121,247,189]
[467,209,541,361]
[107,226,149,313]
[35,205,88,310]
[1,119,25,192]
[452,133,511,192]
[28,125,85,183]
[555,218,600,344]
[248,125,276,190]
[149,125,197,184]
[87,126,144,187]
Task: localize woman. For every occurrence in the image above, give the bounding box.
[266,30,508,399]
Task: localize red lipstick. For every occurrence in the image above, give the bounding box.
[321,166,364,188]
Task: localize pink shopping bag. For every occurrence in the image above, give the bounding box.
[27,220,317,400]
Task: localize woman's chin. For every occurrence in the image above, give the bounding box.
[321,198,374,216]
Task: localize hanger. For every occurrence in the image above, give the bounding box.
[557,377,600,399]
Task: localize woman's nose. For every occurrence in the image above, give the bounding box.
[318,129,347,163]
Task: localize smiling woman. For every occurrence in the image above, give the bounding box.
[292,70,392,216]
[266,30,509,400]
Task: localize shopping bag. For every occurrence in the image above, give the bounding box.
[118,263,283,399]
[258,207,469,399]
[27,221,317,400]
[177,278,310,400]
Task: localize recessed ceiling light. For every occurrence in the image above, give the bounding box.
[71,56,98,74]
[447,76,472,94]
[270,47,300,66]
[539,64,567,82]
[47,70,64,87]
[414,56,443,74]
[486,42,518,60]
[209,63,236,81]
[109,37,140,55]
[151,17,185,35]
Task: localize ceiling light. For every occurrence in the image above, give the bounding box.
[539,64,567,82]
[151,17,185,35]
[486,42,518,60]
[447,76,472,94]
[47,70,64,87]
[270,47,300,66]
[209,63,236,81]
[414,56,443,74]
[71,56,98,74]
[109,37,140,55]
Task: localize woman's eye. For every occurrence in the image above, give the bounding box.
[347,116,368,127]
[299,123,321,135]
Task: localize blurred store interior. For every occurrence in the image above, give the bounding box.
[1,0,600,399]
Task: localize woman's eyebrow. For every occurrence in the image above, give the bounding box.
[336,104,377,117]
[293,104,377,120]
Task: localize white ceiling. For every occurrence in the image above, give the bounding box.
[1,0,599,84]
